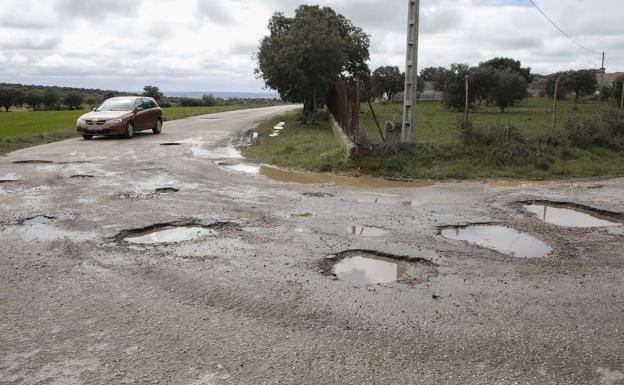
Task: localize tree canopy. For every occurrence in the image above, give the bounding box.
[143,86,164,103]
[256,5,370,123]
[371,66,404,101]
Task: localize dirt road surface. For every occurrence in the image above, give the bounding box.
[1,105,623,384]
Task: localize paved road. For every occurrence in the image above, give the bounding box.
[1,105,623,384]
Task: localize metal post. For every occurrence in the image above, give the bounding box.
[402,0,419,144]
[464,75,470,125]
[552,77,560,131]
[599,52,605,102]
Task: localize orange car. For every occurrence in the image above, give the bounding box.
[76,96,163,140]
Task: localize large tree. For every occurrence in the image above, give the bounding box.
[143,85,163,103]
[489,69,528,112]
[480,57,532,83]
[371,66,404,101]
[0,89,23,111]
[256,5,370,123]
[64,93,84,110]
[25,92,44,110]
[42,89,60,109]
[568,69,598,102]
[439,64,472,111]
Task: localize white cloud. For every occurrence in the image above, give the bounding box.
[0,0,622,91]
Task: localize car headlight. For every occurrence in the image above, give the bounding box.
[105,118,123,125]
[77,118,86,125]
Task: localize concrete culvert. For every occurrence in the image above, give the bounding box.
[321,249,437,285]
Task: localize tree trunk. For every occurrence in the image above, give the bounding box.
[312,88,317,125]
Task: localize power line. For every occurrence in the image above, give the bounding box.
[526,0,602,56]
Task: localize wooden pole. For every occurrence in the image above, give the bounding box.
[464,75,470,125]
[367,100,385,142]
[552,77,560,131]
[599,52,605,102]
[621,79,624,110]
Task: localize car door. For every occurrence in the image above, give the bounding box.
[133,98,150,130]
[145,99,159,129]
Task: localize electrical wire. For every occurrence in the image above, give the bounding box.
[526,0,602,56]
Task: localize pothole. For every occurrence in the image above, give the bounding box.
[321,250,437,285]
[347,225,390,237]
[0,180,17,184]
[303,192,334,198]
[155,187,180,194]
[21,215,55,225]
[160,143,182,146]
[71,174,96,179]
[260,166,433,188]
[225,164,261,174]
[12,160,54,164]
[114,221,240,245]
[440,224,552,258]
[521,201,622,228]
[290,212,313,218]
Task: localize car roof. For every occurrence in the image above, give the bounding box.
[109,96,146,100]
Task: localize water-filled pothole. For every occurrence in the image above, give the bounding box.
[321,250,437,285]
[21,215,55,225]
[115,221,240,245]
[155,187,180,194]
[13,160,54,164]
[261,166,433,188]
[522,201,622,228]
[347,225,390,237]
[441,224,552,258]
[303,192,334,198]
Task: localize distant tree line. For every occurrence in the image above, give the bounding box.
[0,84,283,112]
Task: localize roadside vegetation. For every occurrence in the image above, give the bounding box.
[244,103,624,179]
[242,110,345,171]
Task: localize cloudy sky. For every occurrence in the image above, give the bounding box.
[0,0,622,92]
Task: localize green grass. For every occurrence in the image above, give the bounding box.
[0,105,261,154]
[360,98,607,144]
[244,102,624,180]
[241,111,346,172]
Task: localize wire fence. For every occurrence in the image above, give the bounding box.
[346,73,624,148]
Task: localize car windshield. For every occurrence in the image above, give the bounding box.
[97,98,135,112]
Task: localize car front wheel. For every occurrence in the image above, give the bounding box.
[125,121,135,139]
[153,119,162,135]
[82,135,93,140]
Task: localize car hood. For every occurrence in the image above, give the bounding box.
[79,111,131,120]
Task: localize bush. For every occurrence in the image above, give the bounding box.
[462,122,525,145]
[564,109,624,150]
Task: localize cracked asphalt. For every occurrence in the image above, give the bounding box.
[1,105,623,384]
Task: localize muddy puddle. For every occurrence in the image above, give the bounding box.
[259,166,433,188]
[347,225,390,237]
[524,203,622,228]
[488,180,552,188]
[333,255,406,284]
[124,226,215,244]
[441,225,552,258]
[21,216,54,225]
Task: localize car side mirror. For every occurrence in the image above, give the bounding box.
[92,107,96,111]
[135,106,144,113]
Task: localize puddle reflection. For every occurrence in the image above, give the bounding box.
[125,226,215,244]
[441,225,552,258]
[525,204,621,228]
[333,255,406,284]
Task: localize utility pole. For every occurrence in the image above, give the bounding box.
[599,52,605,102]
[402,0,419,144]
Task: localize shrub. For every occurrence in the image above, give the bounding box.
[462,123,525,145]
[563,109,624,150]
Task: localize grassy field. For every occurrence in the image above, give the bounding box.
[0,105,262,154]
[360,98,607,144]
[244,99,624,180]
